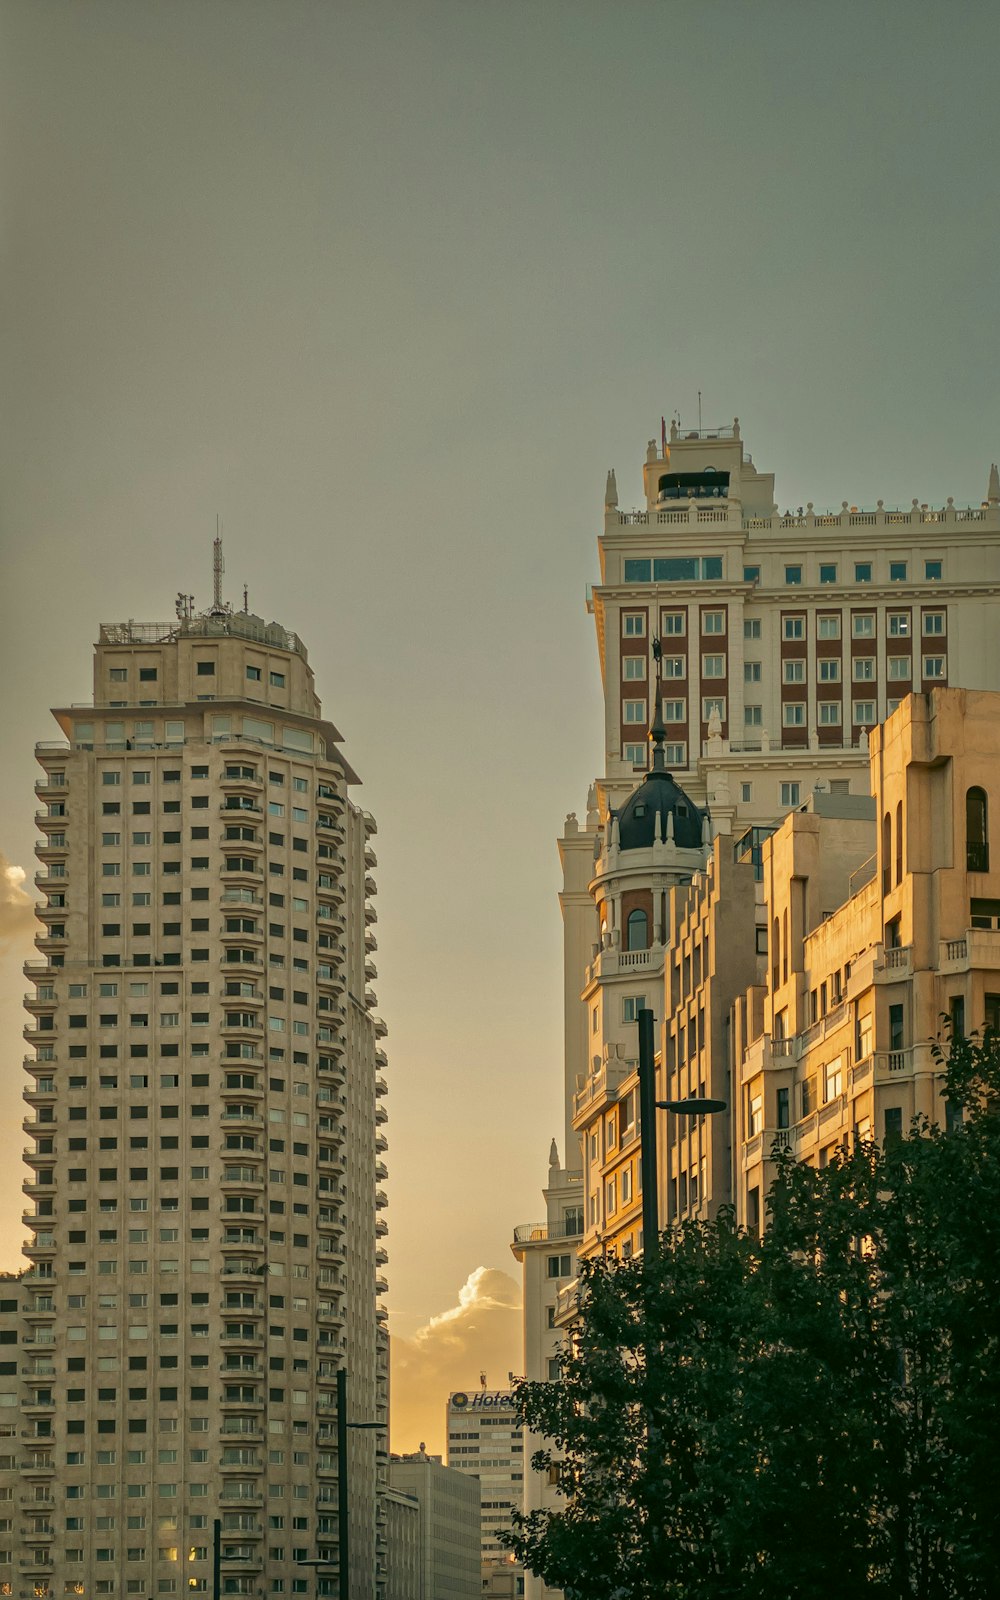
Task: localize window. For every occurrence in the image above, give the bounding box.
[852,613,875,638]
[782,616,804,640]
[887,613,910,637]
[623,743,645,767]
[784,565,802,585]
[546,1255,571,1279]
[246,665,262,681]
[744,706,763,727]
[622,656,646,680]
[702,697,725,722]
[621,995,646,1023]
[922,656,946,679]
[110,667,128,682]
[889,1004,905,1051]
[626,909,648,951]
[887,656,911,680]
[923,612,945,635]
[740,782,752,803]
[925,559,942,580]
[661,700,685,722]
[663,743,686,765]
[660,612,685,636]
[702,611,724,634]
[889,561,907,581]
[780,782,800,807]
[701,654,725,677]
[744,662,761,683]
[819,563,837,584]
[853,657,876,681]
[855,562,872,583]
[743,565,760,583]
[818,615,841,639]
[782,703,805,727]
[196,662,215,676]
[782,660,805,684]
[967,787,989,872]
[824,1058,843,1102]
[818,702,841,725]
[622,700,646,724]
[139,667,157,682]
[818,658,840,682]
[853,701,875,724]
[269,672,286,688]
[622,613,645,637]
[744,618,761,639]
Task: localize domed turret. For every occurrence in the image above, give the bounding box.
[615,686,707,852]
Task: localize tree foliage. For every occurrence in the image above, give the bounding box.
[508,1032,1000,1598]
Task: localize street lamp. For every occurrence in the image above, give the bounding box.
[636,1008,726,1253]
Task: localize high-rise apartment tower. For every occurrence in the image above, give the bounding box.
[12,568,389,1598]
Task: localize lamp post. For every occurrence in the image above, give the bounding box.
[636,1007,726,1251]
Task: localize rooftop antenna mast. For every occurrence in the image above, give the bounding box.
[698,390,702,432]
[211,517,226,616]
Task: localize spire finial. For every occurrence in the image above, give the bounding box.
[605,469,618,509]
[648,680,667,773]
[988,463,1000,505]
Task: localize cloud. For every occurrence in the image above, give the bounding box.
[391,1267,523,1456]
[0,854,35,952]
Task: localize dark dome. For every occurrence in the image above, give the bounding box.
[616,769,705,851]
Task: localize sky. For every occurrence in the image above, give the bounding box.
[1,0,999,1454]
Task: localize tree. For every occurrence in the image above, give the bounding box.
[508,1031,1000,1598]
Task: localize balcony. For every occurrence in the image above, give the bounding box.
[875,944,913,980]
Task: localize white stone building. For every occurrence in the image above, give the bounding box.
[9,569,389,1598]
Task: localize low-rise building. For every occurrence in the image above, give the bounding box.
[389,1448,481,1599]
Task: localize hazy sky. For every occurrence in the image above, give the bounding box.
[2,0,999,1453]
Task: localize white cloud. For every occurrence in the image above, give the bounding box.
[0,854,35,951]
[391,1267,522,1456]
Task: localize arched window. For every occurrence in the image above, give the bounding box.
[967,787,989,872]
[626,909,649,951]
[882,812,892,894]
[895,800,903,886]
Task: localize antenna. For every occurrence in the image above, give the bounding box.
[243,584,249,614]
[212,518,225,615]
[698,390,702,432]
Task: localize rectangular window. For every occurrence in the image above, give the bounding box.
[819,563,837,584]
[744,618,761,639]
[784,565,802,585]
[852,613,875,638]
[702,697,725,722]
[661,655,685,678]
[622,656,646,680]
[622,613,645,637]
[922,612,945,635]
[744,662,761,682]
[925,559,942,580]
[663,743,686,766]
[887,656,911,680]
[744,705,762,727]
[269,672,285,688]
[817,658,840,681]
[780,782,800,807]
[853,657,876,681]
[621,995,646,1024]
[922,656,946,678]
[624,558,651,582]
[889,561,907,581]
[702,611,724,634]
[246,666,262,681]
[743,565,760,583]
[887,613,910,636]
[622,700,646,724]
[855,562,872,583]
[701,654,725,678]
[740,781,752,802]
[622,743,646,767]
[782,616,805,640]
[853,700,875,724]
[782,703,805,726]
[782,660,805,683]
[660,612,685,636]
[818,701,841,725]
[818,615,841,639]
[661,701,685,722]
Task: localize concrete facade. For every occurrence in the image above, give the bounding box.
[445,1390,523,1592]
[9,585,389,1598]
[388,1454,481,1599]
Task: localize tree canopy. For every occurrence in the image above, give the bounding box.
[508,1030,1000,1599]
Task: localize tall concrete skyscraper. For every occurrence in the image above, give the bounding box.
[10,559,389,1598]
